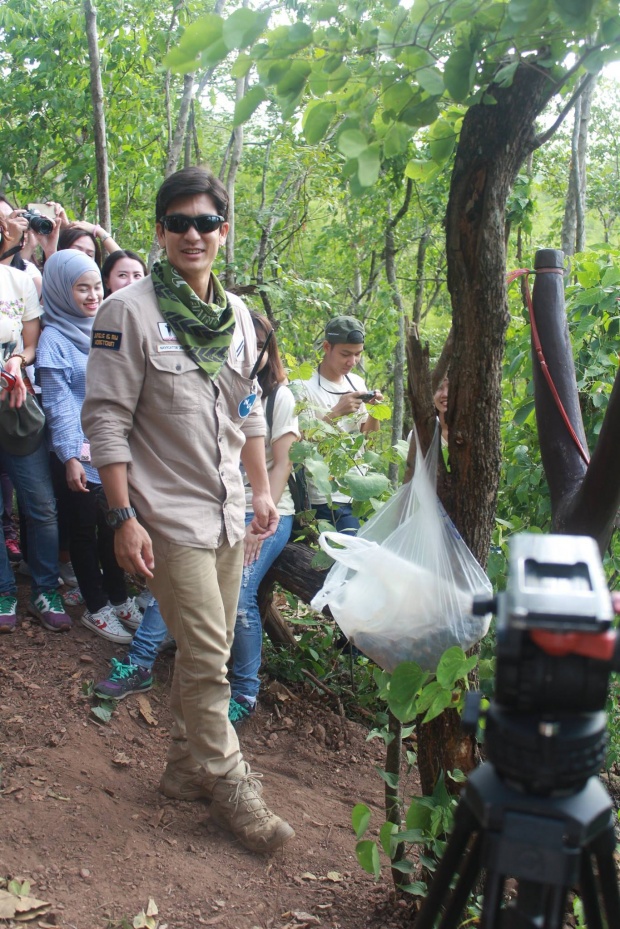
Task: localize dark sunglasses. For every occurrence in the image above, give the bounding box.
[159,213,225,234]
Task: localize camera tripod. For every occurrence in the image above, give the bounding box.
[414,760,620,929]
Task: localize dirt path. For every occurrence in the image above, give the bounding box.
[0,580,410,929]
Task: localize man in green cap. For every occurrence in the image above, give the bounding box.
[292,315,383,533]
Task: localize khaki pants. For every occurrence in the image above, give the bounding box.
[146,525,245,786]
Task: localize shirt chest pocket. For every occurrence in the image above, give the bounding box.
[146,352,203,413]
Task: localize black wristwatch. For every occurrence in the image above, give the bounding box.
[105,506,137,529]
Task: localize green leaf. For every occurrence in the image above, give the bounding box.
[383,122,410,157]
[310,549,335,570]
[178,14,223,57]
[380,821,398,857]
[436,646,477,689]
[423,690,454,723]
[344,471,390,501]
[417,67,445,96]
[390,857,415,873]
[163,46,198,72]
[444,48,475,102]
[305,458,332,495]
[396,828,426,843]
[376,767,399,789]
[352,802,372,839]
[337,129,369,159]
[429,118,455,165]
[91,702,114,723]
[383,80,416,114]
[233,85,267,126]
[388,661,429,722]
[399,881,427,896]
[405,797,432,832]
[222,9,270,51]
[552,0,594,27]
[277,60,311,97]
[355,840,381,878]
[367,402,392,421]
[200,39,231,68]
[303,100,337,143]
[357,143,381,187]
[288,361,314,381]
[230,52,253,79]
[404,160,441,183]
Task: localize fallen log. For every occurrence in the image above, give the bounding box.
[259,542,329,647]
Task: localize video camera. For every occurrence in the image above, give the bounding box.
[469,533,620,794]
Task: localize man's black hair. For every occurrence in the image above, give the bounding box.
[155,167,229,223]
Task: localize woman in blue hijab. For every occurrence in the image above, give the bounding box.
[38,250,141,643]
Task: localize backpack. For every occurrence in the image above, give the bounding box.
[265,385,310,516]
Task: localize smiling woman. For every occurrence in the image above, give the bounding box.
[37,249,141,644]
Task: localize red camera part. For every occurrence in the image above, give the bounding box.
[0,369,17,392]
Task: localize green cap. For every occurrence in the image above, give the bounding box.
[324,315,365,345]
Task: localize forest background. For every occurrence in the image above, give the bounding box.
[3,0,620,910]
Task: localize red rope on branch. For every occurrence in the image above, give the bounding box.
[507,267,590,467]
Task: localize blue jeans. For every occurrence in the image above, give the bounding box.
[0,442,59,594]
[314,502,360,534]
[128,596,169,670]
[230,513,293,701]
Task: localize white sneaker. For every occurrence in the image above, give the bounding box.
[59,561,78,587]
[135,588,153,612]
[81,604,133,644]
[113,597,142,631]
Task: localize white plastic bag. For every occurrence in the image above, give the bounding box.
[311,425,492,672]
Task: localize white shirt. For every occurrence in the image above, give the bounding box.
[292,368,369,505]
[0,263,42,349]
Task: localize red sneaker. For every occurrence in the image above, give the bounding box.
[5,538,22,563]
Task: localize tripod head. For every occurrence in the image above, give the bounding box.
[469,533,620,794]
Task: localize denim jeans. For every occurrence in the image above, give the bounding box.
[314,502,360,534]
[0,441,59,595]
[230,513,293,701]
[128,596,169,670]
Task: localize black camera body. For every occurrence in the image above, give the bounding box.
[22,209,54,235]
[471,533,619,794]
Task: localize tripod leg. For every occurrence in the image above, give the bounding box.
[580,850,604,929]
[480,864,504,929]
[415,803,479,929]
[591,824,620,928]
[439,833,483,929]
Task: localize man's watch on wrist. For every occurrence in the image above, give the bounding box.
[105,506,137,529]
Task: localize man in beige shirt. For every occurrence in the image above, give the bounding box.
[82,166,294,854]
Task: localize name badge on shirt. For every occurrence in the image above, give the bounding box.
[92,330,122,351]
[157,343,184,352]
[158,322,179,342]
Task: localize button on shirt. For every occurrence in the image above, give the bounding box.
[82,276,265,549]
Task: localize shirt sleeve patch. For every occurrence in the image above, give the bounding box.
[92,330,122,351]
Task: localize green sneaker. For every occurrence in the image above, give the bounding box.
[28,589,72,632]
[0,593,17,633]
[228,696,255,729]
[94,657,153,700]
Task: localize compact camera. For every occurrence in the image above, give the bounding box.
[358,390,377,402]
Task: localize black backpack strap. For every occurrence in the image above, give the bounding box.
[265,383,280,431]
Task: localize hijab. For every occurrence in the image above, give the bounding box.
[42,250,101,354]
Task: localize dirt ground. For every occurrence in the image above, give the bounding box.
[0,577,415,929]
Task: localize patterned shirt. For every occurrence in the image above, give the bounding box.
[36,326,99,484]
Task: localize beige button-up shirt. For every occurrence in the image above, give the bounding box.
[82,275,265,548]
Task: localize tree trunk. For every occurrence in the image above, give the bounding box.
[83,0,110,231]
[561,76,596,256]
[531,248,620,550]
[224,77,246,289]
[410,62,558,796]
[412,228,431,327]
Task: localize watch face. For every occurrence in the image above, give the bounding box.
[106,510,120,529]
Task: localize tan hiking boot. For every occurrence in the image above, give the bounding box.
[159,765,211,801]
[209,764,295,853]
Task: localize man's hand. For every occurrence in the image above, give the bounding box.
[66,458,89,493]
[114,519,155,578]
[0,211,28,261]
[243,522,262,567]
[367,389,384,404]
[249,491,279,541]
[328,392,366,418]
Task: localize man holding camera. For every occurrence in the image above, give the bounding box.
[82,166,294,854]
[292,315,382,533]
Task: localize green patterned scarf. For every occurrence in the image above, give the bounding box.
[151,256,234,380]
